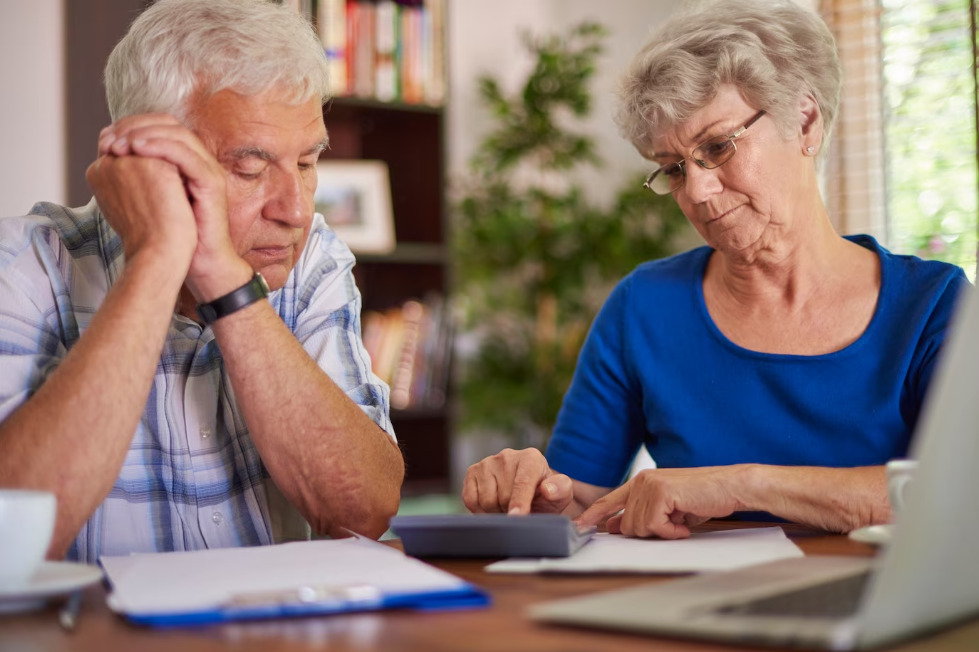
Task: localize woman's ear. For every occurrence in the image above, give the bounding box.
[800,92,823,156]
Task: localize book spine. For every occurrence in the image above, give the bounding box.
[422,0,445,105]
[374,0,400,102]
[350,0,376,98]
[319,0,348,96]
[389,299,424,409]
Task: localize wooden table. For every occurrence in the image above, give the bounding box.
[2,522,978,652]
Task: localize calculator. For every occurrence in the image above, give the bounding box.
[390,513,596,558]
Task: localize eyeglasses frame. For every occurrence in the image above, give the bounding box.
[643,110,767,196]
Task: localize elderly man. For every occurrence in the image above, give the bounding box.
[0,0,403,563]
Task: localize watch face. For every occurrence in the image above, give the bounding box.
[256,272,270,295]
[197,272,269,325]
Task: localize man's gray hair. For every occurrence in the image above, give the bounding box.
[615,0,841,154]
[105,0,331,122]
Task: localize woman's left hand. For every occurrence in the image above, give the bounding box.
[576,464,891,538]
[576,465,751,539]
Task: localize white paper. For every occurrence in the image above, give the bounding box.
[486,526,804,574]
[101,535,470,615]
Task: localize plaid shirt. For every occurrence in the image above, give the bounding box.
[0,201,394,564]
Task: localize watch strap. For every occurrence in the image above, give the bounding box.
[196,272,269,325]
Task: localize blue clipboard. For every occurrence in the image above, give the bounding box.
[100,535,490,627]
[122,583,490,627]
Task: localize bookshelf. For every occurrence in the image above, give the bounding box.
[321,98,452,495]
[315,0,452,495]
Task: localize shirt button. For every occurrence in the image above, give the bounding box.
[200,425,212,439]
[211,511,223,525]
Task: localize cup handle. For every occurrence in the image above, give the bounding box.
[890,474,913,513]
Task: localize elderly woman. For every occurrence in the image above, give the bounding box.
[462,0,969,538]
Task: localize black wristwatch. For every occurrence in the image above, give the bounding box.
[196,272,269,325]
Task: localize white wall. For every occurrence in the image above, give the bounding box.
[447,0,676,207]
[0,1,65,218]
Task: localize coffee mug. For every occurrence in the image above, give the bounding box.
[0,489,56,589]
[886,459,918,518]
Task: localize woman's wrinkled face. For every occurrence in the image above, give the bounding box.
[649,85,812,256]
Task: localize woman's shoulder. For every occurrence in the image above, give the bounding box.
[849,234,970,338]
[849,233,968,290]
[600,245,712,317]
[626,245,713,285]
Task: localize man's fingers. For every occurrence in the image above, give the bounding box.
[97,114,183,156]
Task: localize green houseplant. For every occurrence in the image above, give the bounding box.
[452,22,691,448]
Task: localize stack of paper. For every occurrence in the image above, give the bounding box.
[486,527,804,574]
[101,535,488,627]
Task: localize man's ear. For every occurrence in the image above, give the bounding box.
[800,92,823,155]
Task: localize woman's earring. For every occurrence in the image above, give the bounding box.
[806,146,815,154]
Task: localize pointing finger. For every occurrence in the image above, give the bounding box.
[576,483,630,527]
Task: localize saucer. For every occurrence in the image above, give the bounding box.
[848,524,893,546]
[0,561,103,614]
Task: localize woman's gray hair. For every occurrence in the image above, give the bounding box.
[105,0,331,122]
[615,0,841,154]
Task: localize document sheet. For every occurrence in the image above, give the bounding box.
[486,526,804,574]
[101,535,485,624]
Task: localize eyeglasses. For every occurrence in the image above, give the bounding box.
[643,110,766,196]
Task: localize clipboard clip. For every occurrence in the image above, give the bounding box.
[224,584,383,611]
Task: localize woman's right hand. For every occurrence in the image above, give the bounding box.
[462,448,574,515]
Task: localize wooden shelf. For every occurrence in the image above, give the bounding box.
[324,97,452,490]
[327,95,444,114]
[356,242,447,265]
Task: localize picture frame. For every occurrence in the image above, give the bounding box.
[314,160,396,255]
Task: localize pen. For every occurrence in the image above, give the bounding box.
[59,590,82,631]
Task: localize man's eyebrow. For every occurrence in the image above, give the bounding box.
[225,146,274,162]
[307,138,329,156]
[225,139,328,162]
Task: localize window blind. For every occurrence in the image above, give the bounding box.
[820,0,888,240]
[822,0,979,280]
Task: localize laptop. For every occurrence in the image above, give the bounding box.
[530,285,979,650]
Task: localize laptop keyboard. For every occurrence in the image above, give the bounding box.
[716,571,872,619]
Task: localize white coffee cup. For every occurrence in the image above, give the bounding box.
[0,490,56,589]
[886,459,918,519]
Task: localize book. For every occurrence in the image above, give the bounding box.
[389,299,424,409]
[422,0,445,105]
[361,294,452,409]
[318,0,348,95]
[348,0,376,98]
[374,0,400,102]
[399,2,424,104]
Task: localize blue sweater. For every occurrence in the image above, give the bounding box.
[546,236,968,488]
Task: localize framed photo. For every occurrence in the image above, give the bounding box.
[314,160,396,255]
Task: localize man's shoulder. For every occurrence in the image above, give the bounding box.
[0,207,63,264]
[1,201,106,260]
[289,213,356,282]
[273,213,358,319]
